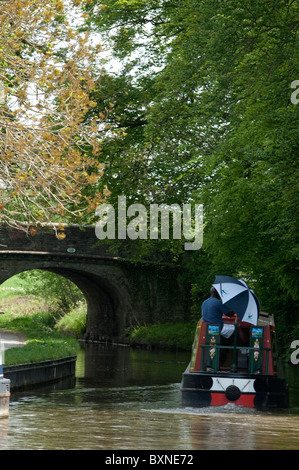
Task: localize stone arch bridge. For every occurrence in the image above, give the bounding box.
[0,225,189,342]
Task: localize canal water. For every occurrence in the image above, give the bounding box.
[0,343,299,450]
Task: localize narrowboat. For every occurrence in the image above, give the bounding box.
[180,312,289,408]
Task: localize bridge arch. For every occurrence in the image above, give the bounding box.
[0,258,132,341]
[44,267,126,340]
[0,225,189,340]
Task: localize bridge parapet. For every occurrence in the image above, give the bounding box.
[0,224,174,265]
[0,224,121,258]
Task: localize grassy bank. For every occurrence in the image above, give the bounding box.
[0,277,82,365]
[0,310,79,365]
[0,304,195,365]
[127,322,196,351]
[0,274,195,366]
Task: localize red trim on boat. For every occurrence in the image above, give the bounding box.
[211,392,255,407]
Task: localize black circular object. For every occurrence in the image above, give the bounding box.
[225,385,241,401]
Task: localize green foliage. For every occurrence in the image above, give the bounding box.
[0,311,79,365]
[0,274,85,365]
[84,0,299,350]
[3,336,79,366]
[17,270,85,313]
[55,301,87,338]
[128,322,196,351]
[0,276,27,299]
[0,310,56,334]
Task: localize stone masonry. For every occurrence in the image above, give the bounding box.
[0,225,189,341]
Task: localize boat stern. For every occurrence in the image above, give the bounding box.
[181,366,289,408]
[180,315,289,408]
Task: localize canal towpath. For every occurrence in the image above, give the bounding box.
[0,330,26,352]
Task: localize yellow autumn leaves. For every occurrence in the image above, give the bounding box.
[0,0,109,231]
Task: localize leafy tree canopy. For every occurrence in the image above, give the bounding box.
[85,0,299,328]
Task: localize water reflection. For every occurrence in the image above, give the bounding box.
[0,343,298,450]
[79,343,189,388]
